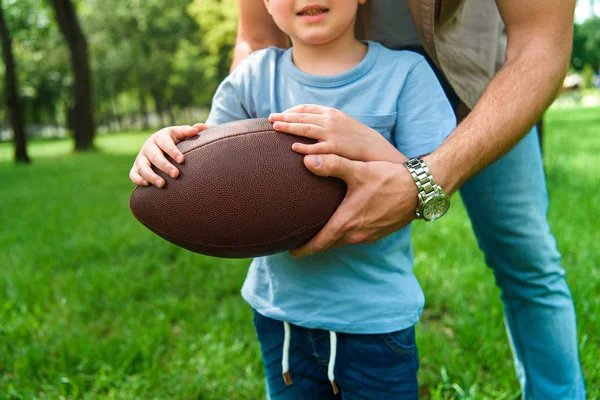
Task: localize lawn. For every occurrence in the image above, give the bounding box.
[0,107,598,399]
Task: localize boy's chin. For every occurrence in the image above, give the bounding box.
[293,34,341,47]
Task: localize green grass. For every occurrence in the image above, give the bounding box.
[0,108,598,399]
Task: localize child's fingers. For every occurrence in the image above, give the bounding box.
[166,125,199,143]
[272,121,324,139]
[129,165,149,186]
[143,146,180,179]
[156,134,184,164]
[281,104,327,115]
[192,123,213,131]
[269,112,323,126]
[137,158,166,188]
[291,142,330,155]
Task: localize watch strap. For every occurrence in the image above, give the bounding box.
[404,157,437,197]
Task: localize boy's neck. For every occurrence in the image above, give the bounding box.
[290,34,368,76]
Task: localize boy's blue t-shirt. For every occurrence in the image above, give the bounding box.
[205,41,456,334]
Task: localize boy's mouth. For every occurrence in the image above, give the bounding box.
[297,7,329,16]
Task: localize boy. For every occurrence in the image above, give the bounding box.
[130,0,455,397]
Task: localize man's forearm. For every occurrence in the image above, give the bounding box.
[425,0,574,195]
[426,44,570,195]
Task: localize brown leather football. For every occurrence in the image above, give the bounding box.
[129,118,347,258]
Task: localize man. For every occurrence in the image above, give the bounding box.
[233,0,583,398]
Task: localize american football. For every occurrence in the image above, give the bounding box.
[129,118,347,258]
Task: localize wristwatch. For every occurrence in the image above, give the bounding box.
[403,157,450,221]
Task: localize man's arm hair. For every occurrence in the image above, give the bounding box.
[231,0,289,72]
[426,0,575,194]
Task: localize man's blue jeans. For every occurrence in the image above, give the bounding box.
[253,310,419,399]
[459,127,585,399]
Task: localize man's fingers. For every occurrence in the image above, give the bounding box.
[280,104,327,115]
[291,212,347,257]
[331,240,346,249]
[272,121,324,139]
[303,154,361,185]
[167,125,199,143]
[289,216,346,258]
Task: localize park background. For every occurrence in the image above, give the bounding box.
[0,0,599,398]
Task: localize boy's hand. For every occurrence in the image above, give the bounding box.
[129,123,212,187]
[269,105,406,164]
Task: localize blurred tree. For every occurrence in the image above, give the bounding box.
[83,0,204,129]
[0,0,246,139]
[188,0,238,95]
[50,0,95,151]
[2,0,68,137]
[0,0,30,163]
[571,17,600,72]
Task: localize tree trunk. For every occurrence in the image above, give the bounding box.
[139,90,149,130]
[167,106,176,127]
[0,0,30,164]
[51,0,95,151]
[110,98,121,132]
[151,90,165,127]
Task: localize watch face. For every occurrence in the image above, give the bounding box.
[422,195,450,221]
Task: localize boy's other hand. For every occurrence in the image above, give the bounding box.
[289,154,418,258]
[129,124,212,187]
[269,105,406,164]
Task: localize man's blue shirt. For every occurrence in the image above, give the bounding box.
[206,41,456,333]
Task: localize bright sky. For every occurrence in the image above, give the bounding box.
[575,1,600,22]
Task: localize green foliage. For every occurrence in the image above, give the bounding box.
[188,0,238,86]
[82,0,205,119]
[571,17,600,72]
[0,107,599,398]
[580,64,597,88]
[1,0,240,136]
[1,0,69,125]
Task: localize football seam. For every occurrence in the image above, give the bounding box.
[138,217,330,249]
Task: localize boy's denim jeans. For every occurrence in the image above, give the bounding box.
[253,310,419,399]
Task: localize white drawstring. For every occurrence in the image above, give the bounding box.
[280,322,339,394]
[328,331,339,394]
[282,321,292,385]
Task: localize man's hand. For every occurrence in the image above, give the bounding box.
[269,104,406,164]
[129,123,212,187]
[289,154,418,258]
